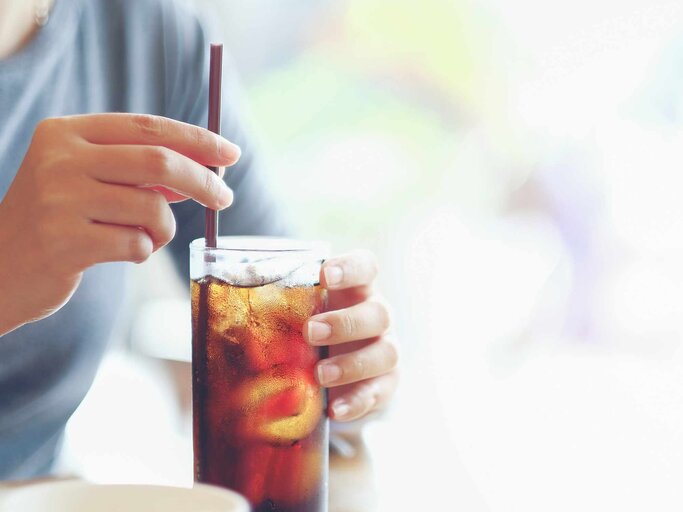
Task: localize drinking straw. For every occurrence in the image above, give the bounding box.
[196,46,223,481]
[204,43,223,249]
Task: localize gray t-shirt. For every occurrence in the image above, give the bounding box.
[0,0,285,479]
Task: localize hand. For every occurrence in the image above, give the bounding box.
[0,113,240,335]
[304,250,399,422]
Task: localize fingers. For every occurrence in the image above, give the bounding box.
[312,249,396,423]
[65,113,241,166]
[84,144,233,210]
[315,336,399,387]
[321,249,378,290]
[83,183,176,250]
[146,185,189,204]
[327,371,399,422]
[78,223,155,266]
[304,299,391,345]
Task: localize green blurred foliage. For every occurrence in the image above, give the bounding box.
[245,0,511,251]
[344,0,486,109]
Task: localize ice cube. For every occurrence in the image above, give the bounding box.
[209,281,249,331]
[237,284,318,370]
[280,286,327,325]
[217,257,305,287]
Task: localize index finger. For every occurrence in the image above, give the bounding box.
[321,250,378,290]
[66,113,241,167]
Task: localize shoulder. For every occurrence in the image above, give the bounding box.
[85,0,201,23]
[83,0,206,42]
[78,0,213,116]
[75,0,210,63]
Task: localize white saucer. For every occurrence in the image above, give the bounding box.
[0,481,249,512]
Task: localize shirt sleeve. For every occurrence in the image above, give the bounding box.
[158,2,291,280]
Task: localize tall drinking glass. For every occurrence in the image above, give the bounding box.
[190,237,329,512]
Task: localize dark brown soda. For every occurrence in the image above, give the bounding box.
[192,276,328,512]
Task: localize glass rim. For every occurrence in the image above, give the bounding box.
[190,236,329,254]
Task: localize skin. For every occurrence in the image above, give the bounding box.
[311,252,399,421]
[0,0,398,423]
[0,113,239,334]
[0,0,39,59]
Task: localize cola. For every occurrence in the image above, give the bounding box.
[190,238,328,512]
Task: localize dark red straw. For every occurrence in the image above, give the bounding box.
[204,44,223,249]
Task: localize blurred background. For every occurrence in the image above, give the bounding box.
[59,0,683,509]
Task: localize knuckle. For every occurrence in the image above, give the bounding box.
[132,114,165,138]
[35,117,61,137]
[36,183,69,214]
[339,311,359,338]
[340,257,358,282]
[347,395,364,418]
[140,192,174,247]
[144,146,174,177]
[33,118,74,152]
[351,354,367,380]
[353,384,377,414]
[127,231,152,263]
[371,301,391,332]
[202,169,218,197]
[34,120,50,140]
[190,125,211,148]
[381,340,399,370]
[39,150,76,179]
[160,209,177,246]
[145,189,167,216]
[363,384,379,410]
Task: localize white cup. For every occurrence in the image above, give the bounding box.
[0,481,250,512]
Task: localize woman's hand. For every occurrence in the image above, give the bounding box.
[304,250,399,422]
[0,113,240,336]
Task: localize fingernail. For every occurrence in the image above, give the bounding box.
[220,138,241,160]
[317,363,342,385]
[332,399,351,419]
[324,266,343,288]
[307,321,331,343]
